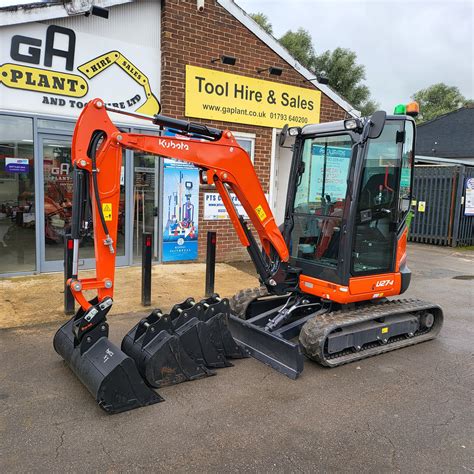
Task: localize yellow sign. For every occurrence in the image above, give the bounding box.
[381,327,389,334]
[0,63,88,98]
[78,51,160,115]
[255,205,267,222]
[102,203,112,221]
[185,65,321,128]
[418,201,426,213]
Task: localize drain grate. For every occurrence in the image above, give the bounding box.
[452,275,474,280]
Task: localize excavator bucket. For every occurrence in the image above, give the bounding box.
[53,310,163,414]
[121,309,214,388]
[169,295,248,362]
[194,295,249,359]
[122,294,248,388]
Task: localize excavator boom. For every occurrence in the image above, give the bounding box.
[54,98,294,413]
[70,99,288,313]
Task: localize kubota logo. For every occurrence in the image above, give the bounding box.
[375,279,394,288]
[158,139,189,151]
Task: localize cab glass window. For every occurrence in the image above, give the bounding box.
[399,121,414,214]
[353,121,403,274]
[291,134,352,268]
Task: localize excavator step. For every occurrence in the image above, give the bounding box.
[299,298,444,367]
[122,295,248,388]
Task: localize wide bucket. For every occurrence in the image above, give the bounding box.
[54,317,163,414]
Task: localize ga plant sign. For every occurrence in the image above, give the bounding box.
[185,65,321,128]
[0,23,160,117]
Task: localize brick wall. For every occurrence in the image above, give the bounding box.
[161,0,348,262]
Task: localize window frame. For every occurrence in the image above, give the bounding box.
[350,119,405,277]
[233,131,255,163]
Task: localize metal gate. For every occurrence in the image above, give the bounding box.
[409,165,474,247]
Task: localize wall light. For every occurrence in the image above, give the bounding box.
[257,66,283,76]
[304,74,329,85]
[211,55,237,65]
[85,6,109,19]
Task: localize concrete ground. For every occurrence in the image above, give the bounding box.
[1,244,473,473]
[0,262,259,329]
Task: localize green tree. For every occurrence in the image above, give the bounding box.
[279,28,315,69]
[249,15,379,115]
[412,83,470,122]
[250,12,273,35]
[313,48,378,115]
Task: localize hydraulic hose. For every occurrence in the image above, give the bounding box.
[88,130,114,253]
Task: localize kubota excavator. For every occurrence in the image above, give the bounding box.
[54,98,443,414]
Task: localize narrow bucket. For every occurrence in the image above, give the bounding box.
[54,317,163,414]
[198,295,249,359]
[122,310,214,388]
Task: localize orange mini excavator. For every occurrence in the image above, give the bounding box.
[54,99,443,413]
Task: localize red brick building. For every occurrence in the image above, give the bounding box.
[0,0,355,276]
[160,0,354,262]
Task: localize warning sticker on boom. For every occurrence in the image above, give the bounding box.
[255,205,267,222]
[102,203,113,221]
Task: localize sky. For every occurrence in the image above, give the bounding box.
[236,0,473,111]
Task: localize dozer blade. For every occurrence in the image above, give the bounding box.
[54,317,163,414]
[122,310,213,388]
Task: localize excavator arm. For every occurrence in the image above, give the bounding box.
[69,98,294,315]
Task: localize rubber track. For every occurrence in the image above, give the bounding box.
[229,287,270,319]
[299,298,443,367]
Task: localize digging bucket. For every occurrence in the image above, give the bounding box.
[121,310,214,388]
[54,317,163,414]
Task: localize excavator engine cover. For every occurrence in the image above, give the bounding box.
[53,313,163,414]
[122,295,248,388]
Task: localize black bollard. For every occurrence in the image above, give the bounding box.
[64,234,75,315]
[205,231,217,297]
[142,232,152,306]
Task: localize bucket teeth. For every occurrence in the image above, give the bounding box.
[122,294,248,388]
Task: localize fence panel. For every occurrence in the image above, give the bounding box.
[410,166,456,245]
[456,167,474,246]
[409,165,474,247]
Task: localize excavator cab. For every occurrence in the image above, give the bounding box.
[287,114,415,295]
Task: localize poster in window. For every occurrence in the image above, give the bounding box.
[465,178,474,216]
[162,159,199,262]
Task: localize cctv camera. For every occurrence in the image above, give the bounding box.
[197,0,204,12]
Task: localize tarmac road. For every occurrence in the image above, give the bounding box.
[1,244,473,473]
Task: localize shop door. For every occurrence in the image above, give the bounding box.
[132,150,161,262]
[38,134,129,272]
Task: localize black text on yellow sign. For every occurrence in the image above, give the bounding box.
[0,63,88,97]
[185,65,321,128]
[102,203,113,221]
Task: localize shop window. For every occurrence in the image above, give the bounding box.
[133,129,161,263]
[0,115,35,274]
[37,119,75,132]
[234,133,255,163]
